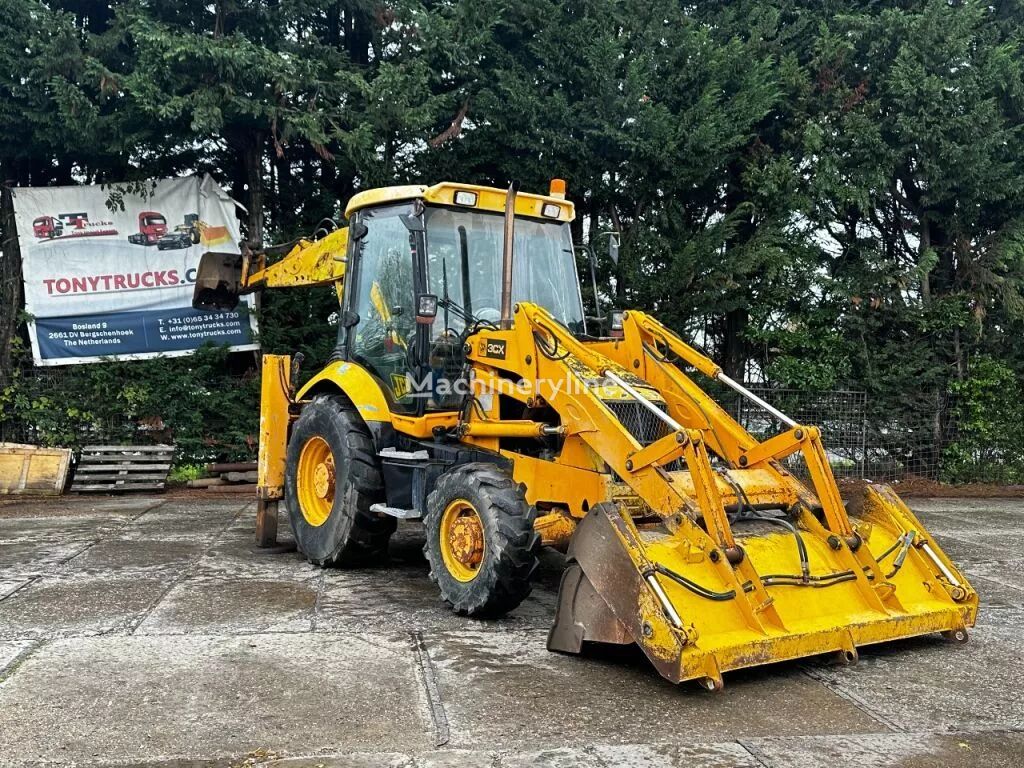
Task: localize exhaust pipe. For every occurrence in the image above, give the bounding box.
[500,180,520,330]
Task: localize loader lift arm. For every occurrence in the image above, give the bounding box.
[461,302,977,687]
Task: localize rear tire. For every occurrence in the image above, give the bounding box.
[285,394,394,566]
[424,463,540,617]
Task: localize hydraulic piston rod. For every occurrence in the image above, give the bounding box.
[716,372,797,428]
[603,369,684,432]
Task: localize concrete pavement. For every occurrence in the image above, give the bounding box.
[0,495,1021,767]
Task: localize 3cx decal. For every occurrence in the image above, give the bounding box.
[478,338,507,360]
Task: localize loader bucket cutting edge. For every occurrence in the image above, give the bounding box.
[548,487,977,687]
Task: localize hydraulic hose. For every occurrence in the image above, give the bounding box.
[756,516,811,582]
[886,530,917,579]
[723,471,855,589]
[643,564,738,602]
[758,571,858,587]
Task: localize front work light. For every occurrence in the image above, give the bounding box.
[416,293,439,324]
[541,203,561,218]
[610,310,625,338]
[454,190,478,206]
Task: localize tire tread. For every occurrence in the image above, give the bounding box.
[423,462,540,617]
[285,394,393,567]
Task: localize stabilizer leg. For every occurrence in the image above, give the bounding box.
[255,498,279,548]
[255,354,291,548]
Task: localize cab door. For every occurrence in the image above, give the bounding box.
[344,203,419,412]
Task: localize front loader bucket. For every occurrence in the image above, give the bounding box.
[549,485,977,689]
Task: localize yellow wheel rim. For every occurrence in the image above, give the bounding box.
[297,436,335,527]
[439,499,485,582]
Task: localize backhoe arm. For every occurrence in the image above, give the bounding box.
[192,227,349,311]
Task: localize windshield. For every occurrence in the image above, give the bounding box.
[423,206,585,334]
[145,216,166,225]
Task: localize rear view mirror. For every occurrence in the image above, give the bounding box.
[192,251,244,311]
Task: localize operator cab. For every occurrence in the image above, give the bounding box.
[341,182,586,414]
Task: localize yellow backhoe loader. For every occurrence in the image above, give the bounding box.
[193,180,976,689]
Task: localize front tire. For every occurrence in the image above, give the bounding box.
[285,394,394,566]
[424,463,540,617]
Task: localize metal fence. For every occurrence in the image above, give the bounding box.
[727,386,959,483]
[728,388,869,480]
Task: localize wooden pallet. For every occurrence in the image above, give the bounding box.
[71,445,175,493]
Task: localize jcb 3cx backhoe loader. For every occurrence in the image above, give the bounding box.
[194,180,976,689]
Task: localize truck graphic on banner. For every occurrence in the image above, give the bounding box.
[32,211,119,241]
[127,211,168,246]
[32,216,63,239]
[156,213,202,250]
[13,175,258,365]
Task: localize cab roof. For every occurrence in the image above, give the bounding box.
[344,182,575,223]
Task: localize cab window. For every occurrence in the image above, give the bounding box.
[348,204,417,409]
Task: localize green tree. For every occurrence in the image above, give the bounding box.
[2,0,1024,479]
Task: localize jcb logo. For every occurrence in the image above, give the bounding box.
[479,338,507,360]
[390,373,410,399]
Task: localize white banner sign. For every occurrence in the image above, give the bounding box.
[13,175,258,365]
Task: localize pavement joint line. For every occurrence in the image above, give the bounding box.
[799,663,907,733]
[53,500,168,571]
[735,738,774,767]
[310,570,327,632]
[969,573,1024,593]
[2,728,1024,768]
[0,638,47,685]
[0,575,41,604]
[0,622,553,641]
[939,536,1024,560]
[0,502,170,606]
[410,630,451,748]
[126,504,246,635]
[1,624,436,642]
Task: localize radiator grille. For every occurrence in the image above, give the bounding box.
[603,398,685,472]
[603,399,673,446]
